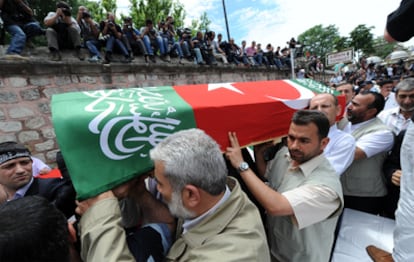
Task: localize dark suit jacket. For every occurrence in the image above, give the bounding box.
[25,177,76,218]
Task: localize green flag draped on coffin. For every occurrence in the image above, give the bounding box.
[52,79,340,199]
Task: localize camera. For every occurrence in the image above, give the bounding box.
[61,8,71,16]
[205,31,213,39]
[126,25,132,29]
[108,21,115,27]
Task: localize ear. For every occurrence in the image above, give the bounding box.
[320,137,330,151]
[366,107,377,119]
[182,184,201,209]
[67,222,77,243]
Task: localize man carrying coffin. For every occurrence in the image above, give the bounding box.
[226,110,343,262]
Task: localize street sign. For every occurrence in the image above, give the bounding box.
[326,49,354,66]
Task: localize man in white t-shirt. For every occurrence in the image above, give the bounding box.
[309,93,356,175]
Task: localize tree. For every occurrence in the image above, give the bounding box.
[371,36,399,59]
[129,0,186,30]
[189,12,211,36]
[77,0,106,22]
[348,24,375,57]
[101,0,117,14]
[298,25,341,62]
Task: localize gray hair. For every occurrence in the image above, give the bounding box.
[395,77,414,94]
[150,128,227,195]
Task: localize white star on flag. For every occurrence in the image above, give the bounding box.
[207,83,244,94]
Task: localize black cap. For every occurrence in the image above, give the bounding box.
[0,142,31,165]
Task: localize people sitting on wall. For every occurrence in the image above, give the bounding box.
[76,6,102,63]
[122,16,149,62]
[99,12,132,64]
[191,31,207,65]
[43,1,84,62]
[176,27,193,61]
[141,19,168,63]
[209,31,228,65]
[0,0,45,60]
[158,16,184,64]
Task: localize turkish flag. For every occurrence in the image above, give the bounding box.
[174,80,317,149]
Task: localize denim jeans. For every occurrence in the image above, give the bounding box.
[5,25,26,54]
[143,35,166,55]
[105,36,128,56]
[6,22,43,54]
[193,48,204,63]
[85,39,102,58]
[22,22,44,39]
[142,35,153,55]
[169,41,184,58]
[180,41,191,57]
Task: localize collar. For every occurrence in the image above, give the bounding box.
[329,124,339,133]
[285,152,326,177]
[12,177,34,200]
[182,185,231,234]
[350,118,377,132]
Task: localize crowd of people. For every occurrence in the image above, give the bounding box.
[1,75,413,261]
[1,0,414,262]
[0,0,299,68]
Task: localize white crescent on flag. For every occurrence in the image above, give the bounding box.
[207,80,315,110]
[266,80,315,109]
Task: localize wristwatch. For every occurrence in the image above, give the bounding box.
[238,161,250,173]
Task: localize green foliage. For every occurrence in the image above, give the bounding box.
[349,24,375,56]
[187,12,211,37]
[371,36,402,59]
[129,0,185,30]
[298,25,340,60]
[101,0,117,14]
[77,0,106,22]
[297,23,401,66]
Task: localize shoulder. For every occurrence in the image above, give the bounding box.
[45,12,57,20]
[35,177,69,190]
[330,128,355,143]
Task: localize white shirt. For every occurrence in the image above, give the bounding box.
[31,157,51,176]
[324,124,356,175]
[44,12,81,33]
[281,153,341,229]
[378,107,412,135]
[344,118,394,158]
[384,92,399,111]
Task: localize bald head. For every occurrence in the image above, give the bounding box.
[309,93,341,126]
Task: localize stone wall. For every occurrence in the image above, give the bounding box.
[0,54,329,166]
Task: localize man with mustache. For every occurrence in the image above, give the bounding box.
[226,110,343,262]
[76,128,270,262]
[378,78,414,135]
[0,141,76,218]
[341,91,394,215]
